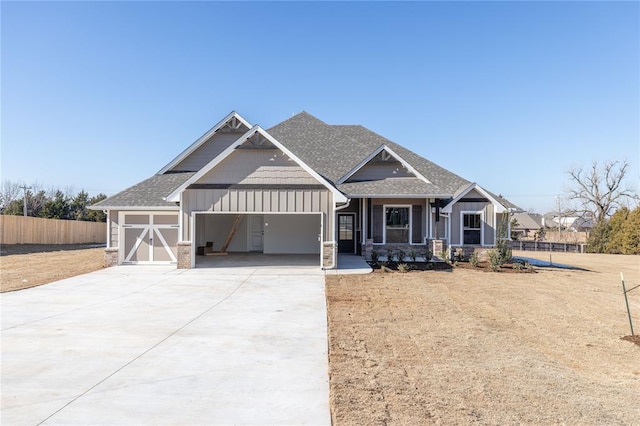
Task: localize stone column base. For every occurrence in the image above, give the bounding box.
[177,241,192,269]
[322,242,336,269]
[364,239,374,261]
[104,247,119,267]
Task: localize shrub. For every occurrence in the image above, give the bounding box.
[512,262,523,271]
[398,263,411,273]
[424,249,432,261]
[397,249,406,262]
[495,213,513,264]
[469,251,479,267]
[408,250,417,262]
[370,250,379,263]
[386,249,395,262]
[488,250,501,271]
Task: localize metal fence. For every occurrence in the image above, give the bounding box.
[0,215,106,245]
[509,240,586,253]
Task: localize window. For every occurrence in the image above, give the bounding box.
[463,213,481,245]
[339,215,353,240]
[385,207,410,243]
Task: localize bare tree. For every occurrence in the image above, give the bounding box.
[0,180,22,210]
[567,160,639,223]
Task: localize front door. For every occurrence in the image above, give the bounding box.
[249,215,264,252]
[338,213,355,254]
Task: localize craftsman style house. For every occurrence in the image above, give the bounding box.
[92,111,516,269]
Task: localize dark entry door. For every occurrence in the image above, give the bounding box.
[338,213,355,253]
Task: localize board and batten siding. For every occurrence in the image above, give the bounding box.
[370,198,428,244]
[171,132,245,172]
[182,188,333,241]
[450,201,496,246]
[109,210,119,247]
[196,149,319,185]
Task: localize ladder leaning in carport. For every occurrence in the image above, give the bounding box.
[207,214,243,255]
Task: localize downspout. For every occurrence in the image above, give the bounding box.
[326,199,351,270]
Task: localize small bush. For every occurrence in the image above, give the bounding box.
[370,250,379,263]
[398,263,411,273]
[424,250,432,261]
[513,262,524,271]
[397,249,406,262]
[469,251,479,267]
[386,249,395,262]
[408,250,417,262]
[488,250,501,271]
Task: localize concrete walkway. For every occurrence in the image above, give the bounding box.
[1,265,330,425]
[326,254,372,275]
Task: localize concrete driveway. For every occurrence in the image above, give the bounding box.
[1,264,330,425]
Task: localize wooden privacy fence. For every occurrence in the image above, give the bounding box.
[0,215,106,245]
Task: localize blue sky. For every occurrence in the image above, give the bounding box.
[2,1,638,213]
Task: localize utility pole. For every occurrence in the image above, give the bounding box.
[556,196,561,240]
[19,185,32,217]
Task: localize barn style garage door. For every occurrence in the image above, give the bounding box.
[121,213,179,264]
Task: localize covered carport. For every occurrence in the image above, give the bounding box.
[192,212,323,268]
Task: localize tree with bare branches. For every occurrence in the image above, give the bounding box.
[567,160,639,224]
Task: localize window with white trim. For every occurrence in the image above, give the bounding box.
[385,206,410,243]
[463,213,481,245]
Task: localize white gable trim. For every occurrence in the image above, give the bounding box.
[164,125,348,203]
[441,183,507,213]
[336,144,431,185]
[157,111,252,174]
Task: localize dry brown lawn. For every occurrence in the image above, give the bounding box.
[327,251,640,425]
[0,244,104,292]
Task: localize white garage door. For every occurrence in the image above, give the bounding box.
[121,213,179,264]
[263,214,321,254]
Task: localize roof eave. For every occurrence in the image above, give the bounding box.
[157,111,252,174]
[87,205,180,211]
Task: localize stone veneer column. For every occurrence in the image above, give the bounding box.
[432,239,444,260]
[364,239,374,260]
[322,242,336,269]
[103,247,119,267]
[177,241,192,269]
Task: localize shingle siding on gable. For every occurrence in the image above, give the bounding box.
[348,162,414,182]
[195,149,319,186]
[171,132,242,172]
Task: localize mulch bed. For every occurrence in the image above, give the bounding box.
[367,260,536,273]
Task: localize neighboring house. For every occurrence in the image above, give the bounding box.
[90,111,517,269]
[543,212,595,232]
[512,212,544,239]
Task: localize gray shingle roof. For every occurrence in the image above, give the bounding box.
[268,111,470,196]
[338,178,448,196]
[94,111,515,208]
[91,172,195,208]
